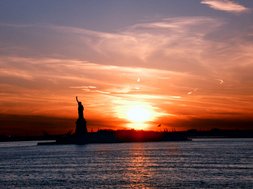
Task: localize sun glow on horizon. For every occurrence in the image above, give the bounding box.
[126,105,153,123]
[115,101,158,130]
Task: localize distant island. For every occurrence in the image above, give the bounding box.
[1,129,252,143]
[37,129,190,145]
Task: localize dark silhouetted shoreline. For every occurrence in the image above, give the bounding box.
[44,129,191,145]
[1,129,253,143]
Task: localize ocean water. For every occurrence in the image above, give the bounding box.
[0,139,252,188]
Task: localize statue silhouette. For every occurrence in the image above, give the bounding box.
[75,96,87,137]
[76,96,84,119]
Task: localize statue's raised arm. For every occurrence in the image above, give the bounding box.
[76,96,79,103]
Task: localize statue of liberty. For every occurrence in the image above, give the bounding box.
[75,96,87,136]
[76,96,84,119]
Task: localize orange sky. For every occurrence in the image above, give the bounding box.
[0,1,253,136]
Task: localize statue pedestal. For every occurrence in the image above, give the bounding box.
[75,118,87,137]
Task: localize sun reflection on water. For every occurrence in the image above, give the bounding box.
[125,143,155,188]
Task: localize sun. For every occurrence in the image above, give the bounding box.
[115,101,157,130]
[126,105,153,123]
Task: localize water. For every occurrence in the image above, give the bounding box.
[0,139,252,188]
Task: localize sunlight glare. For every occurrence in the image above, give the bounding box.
[126,105,153,123]
[115,101,157,130]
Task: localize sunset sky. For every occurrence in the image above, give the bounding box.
[0,0,253,136]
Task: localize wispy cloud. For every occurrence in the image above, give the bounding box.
[1,15,253,130]
[201,0,249,13]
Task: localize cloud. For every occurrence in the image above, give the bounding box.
[166,117,253,130]
[0,55,179,119]
[0,114,126,136]
[0,17,222,73]
[0,114,75,136]
[201,0,249,13]
[1,15,253,132]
